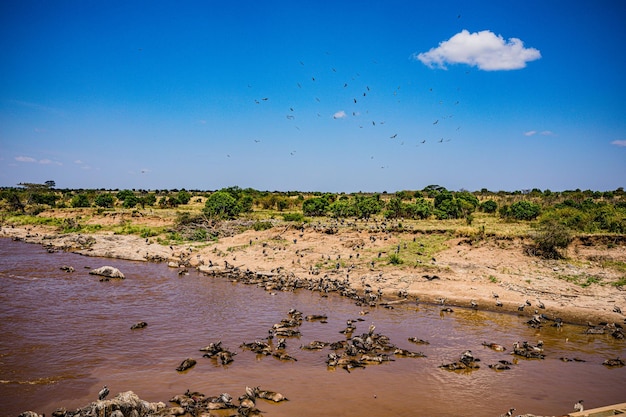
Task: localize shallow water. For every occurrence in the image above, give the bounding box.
[0,238,624,417]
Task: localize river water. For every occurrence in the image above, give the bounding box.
[0,238,624,417]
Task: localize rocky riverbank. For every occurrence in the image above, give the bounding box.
[2,224,625,327]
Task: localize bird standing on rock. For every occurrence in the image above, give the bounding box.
[574,400,584,412]
[98,385,109,400]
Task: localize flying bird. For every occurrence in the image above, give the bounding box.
[390,134,397,139]
[433,120,439,125]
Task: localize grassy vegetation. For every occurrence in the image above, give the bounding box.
[556,273,604,288]
[113,222,165,238]
[1,184,624,249]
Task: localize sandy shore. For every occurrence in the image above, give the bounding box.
[3,224,625,327]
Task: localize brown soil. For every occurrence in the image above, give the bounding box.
[3,215,625,327]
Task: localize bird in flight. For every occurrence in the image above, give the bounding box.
[433,120,439,125]
[390,134,397,139]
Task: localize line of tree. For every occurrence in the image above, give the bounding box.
[1,183,624,233]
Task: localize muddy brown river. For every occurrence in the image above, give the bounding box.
[0,238,624,417]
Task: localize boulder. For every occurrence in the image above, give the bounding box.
[89,266,125,279]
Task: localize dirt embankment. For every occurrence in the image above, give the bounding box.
[2,223,625,327]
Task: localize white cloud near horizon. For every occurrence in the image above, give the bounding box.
[611,140,626,147]
[524,130,554,137]
[414,29,541,71]
[333,110,347,119]
[39,159,62,166]
[15,155,61,165]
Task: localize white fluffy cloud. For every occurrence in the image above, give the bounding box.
[611,140,626,147]
[415,30,541,71]
[333,110,347,119]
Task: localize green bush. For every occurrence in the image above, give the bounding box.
[329,199,357,218]
[353,194,383,219]
[505,201,541,220]
[203,191,240,219]
[283,212,304,222]
[176,190,192,205]
[70,194,90,208]
[530,220,572,259]
[122,195,139,208]
[388,253,403,265]
[302,197,329,216]
[480,200,497,213]
[252,221,273,231]
[116,189,135,201]
[94,193,115,208]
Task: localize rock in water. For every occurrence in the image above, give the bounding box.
[89,266,125,279]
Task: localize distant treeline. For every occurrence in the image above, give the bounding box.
[1,183,625,233]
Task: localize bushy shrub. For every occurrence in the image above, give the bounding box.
[505,201,541,220]
[203,191,240,219]
[329,199,357,218]
[302,197,329,216]
[176,190,192,205]
[252,221,273,231]
[71,194,90,208]
[283,212,304,222]
[122,195,139,208]
[116,189,135,201]
[31,193,59,206]
[94,193,115,208]
[480,200,497,213]
[530,220,572,259]
[353,195,383,219]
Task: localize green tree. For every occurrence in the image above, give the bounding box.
[116,189,135,201]
[203,191,240,219]
[31,192,59,206]
[408,198,433,219]
[384,197,404,219]
[507,201,541,220]
[71,193,91,208]
[329,199,357,218]
[480,200,498,213]
[94,193,115,208]
[456,191,479,210]
[0,189,25,212]
[239,194,254,213]
[143,193,157,206]
[302,197,329,216]
[123,195,139,208]
[176,189,192,205]
[354,194,383,219]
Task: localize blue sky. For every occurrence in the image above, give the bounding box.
[1,0,625,192]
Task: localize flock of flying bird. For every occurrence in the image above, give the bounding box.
[238,53,464,167]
